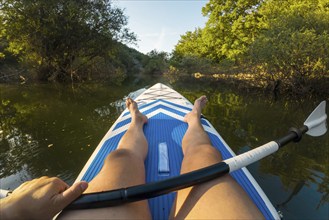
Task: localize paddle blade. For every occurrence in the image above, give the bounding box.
[0,189,10,199]
[304,101,327,136]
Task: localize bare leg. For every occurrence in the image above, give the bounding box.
[59,98,151,219]
[172,96,264,219]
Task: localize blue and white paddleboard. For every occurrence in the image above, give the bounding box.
[75,83,280,219]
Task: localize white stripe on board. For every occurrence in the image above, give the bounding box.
[119,100,192,122]
[107,108,214,139]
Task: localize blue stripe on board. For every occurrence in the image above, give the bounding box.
[81,133,125,182]
[113,117,132,131]
[201,118,209,127]
[81,111,275,220]
[160,99,192,111]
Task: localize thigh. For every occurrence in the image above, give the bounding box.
[59,149,151,219]
[172,144,263,219]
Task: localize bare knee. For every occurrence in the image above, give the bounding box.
[105,148,144,164]
[184,144,222,160]
[181,145,222,173]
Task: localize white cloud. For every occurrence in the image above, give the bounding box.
[140,31,179,38]
[128,28,181,54]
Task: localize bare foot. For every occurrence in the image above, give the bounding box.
[126,98,148,124]
[184,96,208,123]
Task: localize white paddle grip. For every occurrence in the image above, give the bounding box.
[224,141,279,172]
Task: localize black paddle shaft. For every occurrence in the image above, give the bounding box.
[65,126,310,210]
[66,161,230,209]
[275,126,308,147]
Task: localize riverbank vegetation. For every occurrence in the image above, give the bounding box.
[1,0,328,97]
[0,0,159,83]
[170,0,329,97]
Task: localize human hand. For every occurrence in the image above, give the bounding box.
[0,176,88,220]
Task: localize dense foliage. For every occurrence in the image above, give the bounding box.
[175,0,263,62]
[173,0,329,95]
[249,0,329,93]
[0,0,138,82]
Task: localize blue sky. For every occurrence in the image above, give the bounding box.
[113,0,208,54]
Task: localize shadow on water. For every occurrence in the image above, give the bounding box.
[0,78,328,219]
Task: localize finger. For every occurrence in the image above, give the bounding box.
[54,181,88,209]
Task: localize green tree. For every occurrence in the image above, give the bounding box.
[0,0,135,81]
[173,28,206,59]
[249,0,329,93]
[143,50,169,75]
[202,0,263,61]
[174,0,263,63]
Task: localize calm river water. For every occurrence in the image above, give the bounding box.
[0,78,328,219]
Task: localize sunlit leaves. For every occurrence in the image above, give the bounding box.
[172,0,329,95]
[174,0,263,62]
[249,0,329,92]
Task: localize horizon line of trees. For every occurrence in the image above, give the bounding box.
[0,0,328,96]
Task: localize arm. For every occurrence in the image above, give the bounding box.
[0,176,88,220]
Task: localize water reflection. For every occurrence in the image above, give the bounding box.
[173,80,328,218]
[0,84,131,186]
[0,80,328,219]
[0,99,40,178]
